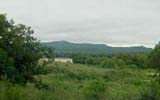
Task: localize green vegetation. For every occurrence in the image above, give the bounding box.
[148,42,160,69]
[0,14,160,100]
[0,62,157,100]
[42,41,152,57]
[0,14,51,84]
[73,53,148,68]
[141,42,160,100]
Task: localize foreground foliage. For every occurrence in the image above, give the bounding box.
[0,14,49,84]
[0,62,158,100]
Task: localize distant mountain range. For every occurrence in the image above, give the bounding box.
[42,41,152,57]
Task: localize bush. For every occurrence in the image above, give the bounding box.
[83,80,106,100]
[140,80,160,100]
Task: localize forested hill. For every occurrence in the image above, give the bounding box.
[42,41,152,57]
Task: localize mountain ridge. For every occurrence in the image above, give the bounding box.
[42,41,152,57]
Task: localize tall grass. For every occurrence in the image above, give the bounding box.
[0,62,157,100]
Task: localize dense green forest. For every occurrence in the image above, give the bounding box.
[42,41,152,57]
[0,14,160,100]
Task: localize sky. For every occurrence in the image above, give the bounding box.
[0,0,160,47]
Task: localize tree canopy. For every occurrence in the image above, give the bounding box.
[148,42,160,69]
[0,14,47,84]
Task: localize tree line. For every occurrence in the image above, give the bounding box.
[73,53,148,68]
[73,44,160,70]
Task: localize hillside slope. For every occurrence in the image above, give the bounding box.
[42,41,152,56]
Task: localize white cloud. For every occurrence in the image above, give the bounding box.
[0,0,160,47]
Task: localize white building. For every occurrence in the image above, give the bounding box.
[55,58,73,63]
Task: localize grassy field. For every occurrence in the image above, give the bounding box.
[0,62,157,100]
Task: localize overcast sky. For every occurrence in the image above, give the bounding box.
[0,0,160,47]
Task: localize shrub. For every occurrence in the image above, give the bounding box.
[83,80,106,100]
[140,80,160,100]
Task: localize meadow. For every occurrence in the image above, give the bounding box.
[0,62,157,100]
